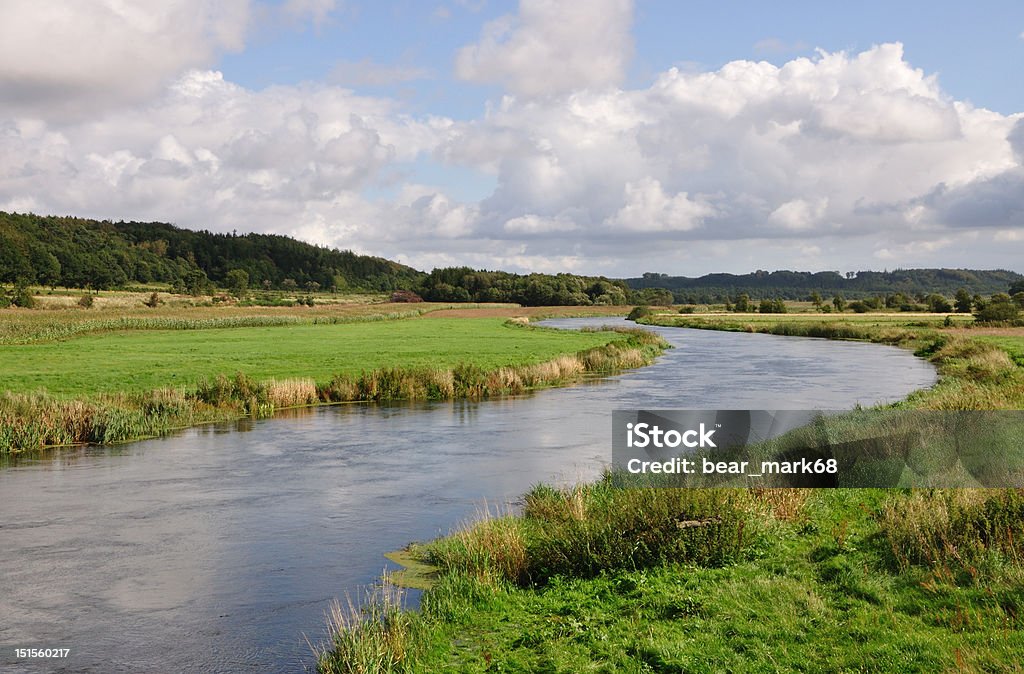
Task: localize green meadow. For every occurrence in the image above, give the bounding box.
[0,318,618,397]
[0,307,665,452]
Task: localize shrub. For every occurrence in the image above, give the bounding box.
[974,294,1020,322]
[10,284,36,308]
[627,305,653,321]
[77,294,94,308]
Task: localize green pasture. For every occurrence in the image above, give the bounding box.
[0,318,618,397]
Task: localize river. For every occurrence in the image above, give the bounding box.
[0,318,936,672]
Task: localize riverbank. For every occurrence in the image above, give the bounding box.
[0,306,654,452]
[317,314,1024,672]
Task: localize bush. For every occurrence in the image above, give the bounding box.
[10,285,35,308]
[974,294,1020,322]
[143,292,162,308]
[627,305,653,321]
[77,294,94,308]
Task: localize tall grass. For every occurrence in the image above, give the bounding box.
[880,489,1024,583]
[422,475,752,587]
[315,578,415,674]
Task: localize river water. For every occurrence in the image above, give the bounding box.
[0,319,936,672]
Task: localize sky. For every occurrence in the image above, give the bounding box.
[2,1,1023,277]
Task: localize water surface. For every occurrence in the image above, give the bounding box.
[0,319,936,672]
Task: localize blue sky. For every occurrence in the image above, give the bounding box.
[221,1,1024,115]
[1,0,1022,276]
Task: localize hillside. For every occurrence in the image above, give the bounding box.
[628,269,1024,302]
[0,211,423,291]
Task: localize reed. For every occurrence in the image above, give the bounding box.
[315,577,415,674]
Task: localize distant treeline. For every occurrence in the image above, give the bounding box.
[419,267,636,306]
[0,211,421,293]
[3,211,1022,307]
[0,211,648,306]
[627,269,1024,303]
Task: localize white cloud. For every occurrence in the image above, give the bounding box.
[769,198,828,231]
[0,69,447,237]
[504,214,578,234]
[607,179,713,232]
[455,0,634,97]
[2,25,1023,277]
[0,0,251,118]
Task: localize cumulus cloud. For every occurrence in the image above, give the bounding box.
[607,179,713,232]
[0,0,251,118]
[455,0,634,97]
[2,19,1023,276]
[0,69,450,242]
[436,43,1023,271]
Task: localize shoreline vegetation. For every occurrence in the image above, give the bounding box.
[317,311,1024,673]
[0,305,661,453]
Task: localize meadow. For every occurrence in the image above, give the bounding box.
[318,310,1024,673]
[0,300,653,452]
[0,317,622,396]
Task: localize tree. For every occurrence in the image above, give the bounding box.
[182,268,211,296]
[225,269,249,298]
[1010,280,1024,296]
[832,294,846,312]
[974,294,1019,322]
[924,293,952,313]
[733,293,751,312]
[809,291,822,309]
[954,288,972,313]
[759,298,786,313]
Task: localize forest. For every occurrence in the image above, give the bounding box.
[2,210,1021,307]
[627,269,1023,303]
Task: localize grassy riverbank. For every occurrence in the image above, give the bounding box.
[317,313,1024,673]
[0,305,652,452]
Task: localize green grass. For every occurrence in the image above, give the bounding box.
[321,486,1024,673]
[0,319,618,397]
[317,312,1024,673]
[972,335,1024,367]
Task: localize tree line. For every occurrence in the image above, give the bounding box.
[0,211,421,292]
[629,268,1023,303]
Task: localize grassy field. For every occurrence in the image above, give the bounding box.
[0,302,654,452]
[318,312,1024,673]
[0,318,621,396]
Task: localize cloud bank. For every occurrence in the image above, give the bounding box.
[1,1,1021,276]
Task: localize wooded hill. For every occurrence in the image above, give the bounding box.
[627,269,1024,303]
[0,211,421,292]
[2,211,1020,305]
